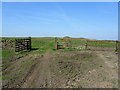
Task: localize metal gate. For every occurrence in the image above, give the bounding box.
[15,37,31,52]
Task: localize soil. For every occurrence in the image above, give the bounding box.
[2,50,118,88]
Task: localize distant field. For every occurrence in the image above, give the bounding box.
[2,37,117,63]
[2,37,117,66]
[2,37,117,49]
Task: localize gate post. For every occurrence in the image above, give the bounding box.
[85,40,88,49]
[28,37,31,51]
[115,40,118,51]
[55,37,57,49]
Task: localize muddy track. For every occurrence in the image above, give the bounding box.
[2,54,41,88]
[20,51,118,88]
[21,52,66,88]
[96,51,118,78]
[18,59,39,88]
[3,50,118,88]
[21,52,52,88]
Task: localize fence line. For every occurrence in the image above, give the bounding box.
[54,38,119,51]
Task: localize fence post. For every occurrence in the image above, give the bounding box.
[56,42,59,50]
[15,39,18,52]
[55,37,57,49]
[115,40,118,51]
[85,40,88,49]
[29,37,31,51]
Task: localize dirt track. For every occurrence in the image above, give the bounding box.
[20,51,118,88]
[3,50,118,88]
[21,51,66,88]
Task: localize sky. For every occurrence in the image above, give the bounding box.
[2,2,118,40]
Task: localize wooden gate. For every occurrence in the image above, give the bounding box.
[55,38,71,50]
[15,37,31,52]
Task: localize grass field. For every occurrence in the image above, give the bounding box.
[2,37,117,64]
[2,37,117,72]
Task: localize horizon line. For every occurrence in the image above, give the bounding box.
[1,36,118,41]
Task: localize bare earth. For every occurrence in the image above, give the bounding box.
[3,50,118,88]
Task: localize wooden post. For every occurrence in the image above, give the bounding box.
[29,37,31,51]
[69,40,72,48]
[115,40,118,51]
[15,39,17,52]
[85,40,88,49]
[55,37,57,49]
[56,42,58,50]
[55,37,57,42]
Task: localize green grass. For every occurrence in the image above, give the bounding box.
[2,49,32,70]
[70,39,86,47]
[2,37,117,55]
[1,38,54,65]
[2,37,117,65]
[2,49,16,67]
[111,79,118,88]
[31,37,55,54]
[62,38,116,48]
[88,41,116,47]
[2,50,15,57]
[2,59,36,80]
